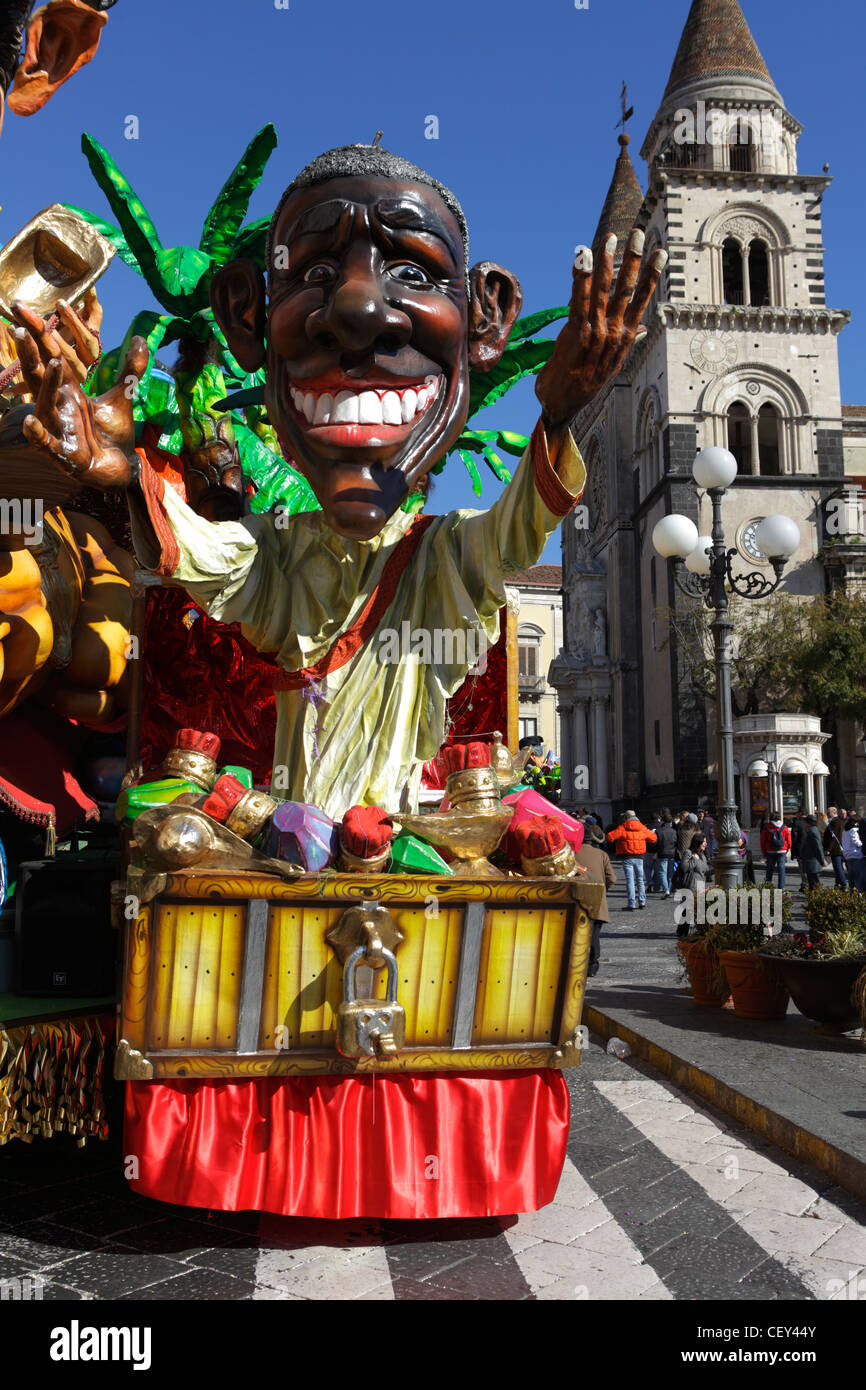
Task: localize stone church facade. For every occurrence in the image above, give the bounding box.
[551,0,866,822]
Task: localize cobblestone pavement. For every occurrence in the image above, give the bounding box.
[0,871,862,1302]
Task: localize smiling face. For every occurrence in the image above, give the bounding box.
[265,177,469,539]
[212,166,521,541]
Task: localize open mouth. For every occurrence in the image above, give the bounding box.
[287,374,444,443]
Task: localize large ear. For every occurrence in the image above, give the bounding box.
[467,261,523,373]
[210,260,267,373]
[7,0,108,118]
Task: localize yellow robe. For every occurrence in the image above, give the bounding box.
[139,423,585,819]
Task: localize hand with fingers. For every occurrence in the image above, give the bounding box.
[536,229,668,429]
[9,299,148,490]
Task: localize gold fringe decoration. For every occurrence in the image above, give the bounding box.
[0,1017,112,1147]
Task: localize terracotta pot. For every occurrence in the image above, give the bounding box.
[677,939,731,1007]
[771,956,865,1030]
[720,950,790,1021]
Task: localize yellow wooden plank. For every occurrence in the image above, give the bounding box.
[296,904,335,1049]
[483,910,516,1045]
[190,904,222,1049]
[149,904,176,1049]
[167,905,203,1048]
[215,906,242,1050]
[534,908,567,1040]
[258,905,278,1052]
[505,909,541,1042]
[437,908,462,1046]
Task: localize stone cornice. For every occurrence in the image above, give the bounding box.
[659,303,850,334]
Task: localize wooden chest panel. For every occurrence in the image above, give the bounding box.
[471,907,568,1046]
[116,872,599,1080]
[150,902,244,1052]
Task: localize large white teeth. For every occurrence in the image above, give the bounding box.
[313,393,333,425]
[358,390,383,425]
[332,390,360,424]
[291,376,443,426]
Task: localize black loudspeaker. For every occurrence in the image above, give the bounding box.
[14,855,118,997]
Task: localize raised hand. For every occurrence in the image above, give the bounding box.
[536,230,668,429]
[10,300,147,490]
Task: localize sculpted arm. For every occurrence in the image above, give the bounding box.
[535,232,668,479]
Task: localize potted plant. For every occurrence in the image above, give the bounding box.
[677,931,732,1007]
[677,889,792,1015]
[760,888,866,1031]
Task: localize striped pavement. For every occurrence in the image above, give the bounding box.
[0,1035,863,1300]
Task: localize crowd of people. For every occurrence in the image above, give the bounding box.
[571,803,866,977]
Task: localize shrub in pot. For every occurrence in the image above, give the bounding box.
[677,887,792,1014]
[760,888,866,1031]
[710,889,792,1020]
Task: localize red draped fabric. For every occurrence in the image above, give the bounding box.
[124,1071,569,1220]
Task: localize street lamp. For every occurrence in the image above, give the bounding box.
[653,446,800,889]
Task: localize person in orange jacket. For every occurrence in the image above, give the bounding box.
[607,810,657,911]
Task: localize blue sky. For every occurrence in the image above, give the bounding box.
[2,0,863,557]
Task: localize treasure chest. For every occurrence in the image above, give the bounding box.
[115,867,602,1080]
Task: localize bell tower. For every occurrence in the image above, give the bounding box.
[554,0,852,816]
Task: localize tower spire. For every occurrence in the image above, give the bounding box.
[592,93,645,260]
[662,0,779,106]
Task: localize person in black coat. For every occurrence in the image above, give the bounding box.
[800,816,827,891]
[654,810,678,898]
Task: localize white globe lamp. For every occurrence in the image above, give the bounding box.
[652,515,699,560]
[755,514,800,560]
[693,447,738,490]
[685,536,714,575]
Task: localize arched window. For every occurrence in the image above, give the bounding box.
[722,238,744,304]
[727,402,751,472]
[748,240,770,306]
[729,121,755,173]
[637,396,661,497]
[518,624,543,690]
[757,403,781,476]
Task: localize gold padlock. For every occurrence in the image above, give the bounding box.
[337,946,405,1059]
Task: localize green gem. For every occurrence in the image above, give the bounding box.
[389,833,454,876]
[115,778,203,822]
[219,765,254,789]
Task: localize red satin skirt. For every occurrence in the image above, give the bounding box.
[124,1071,570,1220]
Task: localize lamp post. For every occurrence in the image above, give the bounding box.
[653,447,800,890]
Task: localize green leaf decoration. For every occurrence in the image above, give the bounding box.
[155,245,214,305]
[80,133,165,299]
[230,217,271,268]
[468,339,555,417]
[508,306,568,344]
[64,204,140,275]
[458,448,483,498]
[199,125,278,264]
[237,420,320,516]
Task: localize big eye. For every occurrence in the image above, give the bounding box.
[387,263,432,285]
[303,263,338,285]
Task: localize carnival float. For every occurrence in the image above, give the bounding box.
[0,0,664,1219]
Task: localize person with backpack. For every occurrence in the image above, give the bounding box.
[606,811,657,912]
[761,818,791,889]
[824,817,848,889]
[654,810,678,898]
